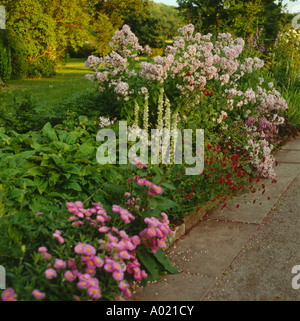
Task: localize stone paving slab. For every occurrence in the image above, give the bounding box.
[132,221,258,301]
[275,150,300,163]
[281,136,300,150]
[203,174,300,301]
[274,162,300,177]
[131,274,214,301]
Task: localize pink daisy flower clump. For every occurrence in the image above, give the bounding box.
[98,229,147,298]
[66,201,112,229]
[137,178,164,197]
[139,213,172,253]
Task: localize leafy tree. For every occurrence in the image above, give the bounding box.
[90,13,115,58]
[1,0,91,77]
[177,0,291,43]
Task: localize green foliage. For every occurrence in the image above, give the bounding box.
[27,55,57,79]
[90,13,115,58]
[177,0,286,42]
[0,120,117,220]
[0,38,12,82]
[1,0,91,79]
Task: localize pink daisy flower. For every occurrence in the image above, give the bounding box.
[74,243,85,254]
[83,244,96,256]
[103,262,114,273]
[64,270,77,282]
[45,268,57,279]
[32,289,45,300]
[88,286,101,299]
[93,256,104,268]
[113,270,124,281]
[118,281,129,291]
[54,259,66,270]
[152,185,163,194]
[1,288,17,301]
[77,281,89,289]
[137,178,146,186]
[38,247,47,254]
[131,235,140,245]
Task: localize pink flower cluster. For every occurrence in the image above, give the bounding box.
[112,205,135,224]
[99,228,147,288]
[139,213,172,253]
[137,178,163,197]
[52,229,64,244]
[66,201,111,231]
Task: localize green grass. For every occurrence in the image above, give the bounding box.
[0,58,95,105]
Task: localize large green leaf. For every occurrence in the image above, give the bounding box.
[154,248,179,274]
[74,144,95,158]
[136,248,160,281]
[42,122,58,141]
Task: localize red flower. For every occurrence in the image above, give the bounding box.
[207,144,213,150]
[186,72,191,77]
[236,204,240,208]
[219,178,224,184]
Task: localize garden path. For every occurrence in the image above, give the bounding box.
[131,133,300,301]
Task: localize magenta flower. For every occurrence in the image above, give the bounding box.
[67,258,76,269]
[54,259,67,270]
[38,247,47,254]
[64,270,77,282]
[131,235,140,246]
[85,267,96,276]
[1,288,17,301]
[32,289,45,300]
[36,212,43,216]
[45,268,57,279]
[98,226,110,233]
[104,262,114,273]
[74,243,85,254]
[88,287,101,300]
[77,281,89,289]
[112,205,121,213]
[93,256,104,268]
[118,250,131,260]
[113,270,124,281]
[83,244,96,256]
[152,185,163,194]
[118,281,129,291]
[145,180,153,188]
[88,278,99,288]
[42,252,52,261]
[137,178,146,186]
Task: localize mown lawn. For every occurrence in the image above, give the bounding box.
[0,58,95,105]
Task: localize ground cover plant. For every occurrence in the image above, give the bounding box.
[0,23,296,301]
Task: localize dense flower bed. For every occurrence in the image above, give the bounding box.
[0,24,289,301]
